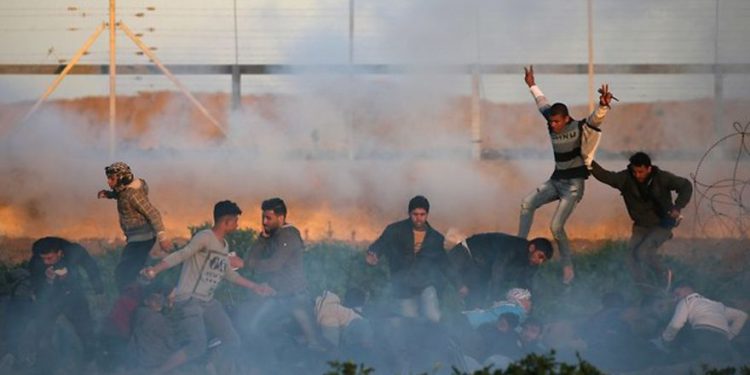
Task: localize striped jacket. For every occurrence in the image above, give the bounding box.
[531,85,609,180]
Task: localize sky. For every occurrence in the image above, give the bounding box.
[0,0,749,104]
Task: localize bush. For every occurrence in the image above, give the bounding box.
[324,351,605,375]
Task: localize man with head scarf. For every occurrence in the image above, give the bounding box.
[98,162,171,291]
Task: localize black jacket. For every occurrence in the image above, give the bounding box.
[591,161,693,228]
[29,237,104,298]
[448,233,535,301]
[368,219,446,296]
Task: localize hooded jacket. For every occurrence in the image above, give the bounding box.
[105,178,166,242]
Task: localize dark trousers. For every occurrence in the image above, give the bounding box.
[627,225,672,292]
[34,291,96,368]
[114,238,155,292]
[687,328,738,365]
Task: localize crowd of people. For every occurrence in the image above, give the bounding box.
[1,67,748,374]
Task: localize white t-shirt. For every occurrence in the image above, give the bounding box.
[163,229,240,302]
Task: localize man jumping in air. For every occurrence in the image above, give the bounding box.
[518,65,614,284]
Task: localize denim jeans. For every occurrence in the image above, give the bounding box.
[518,178,585,265]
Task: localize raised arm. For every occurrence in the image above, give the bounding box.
[524,65,551,118]
[585,84,614,127]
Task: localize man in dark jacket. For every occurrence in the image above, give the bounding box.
[244,197,321,350]
[29,236,104,369]
[447,233,553,309]
[366,195,447,322]
[590,152,692,292]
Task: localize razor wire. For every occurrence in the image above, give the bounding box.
[690,121,750,238]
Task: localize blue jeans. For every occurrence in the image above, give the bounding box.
[518,178,584,265]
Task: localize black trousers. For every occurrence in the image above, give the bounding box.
[34,291,97,367]
[114,238,155,292]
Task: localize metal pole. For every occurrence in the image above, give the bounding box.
[349,0,354,64]
[119,22,226,135]
[231,0,241,110]
[713,0,722,136]
[109,0,117,159]
[347,0,355,160]
[587,0,594,113]
[21,23,107,124]
[470,0,482,160]
[471,67,482,160]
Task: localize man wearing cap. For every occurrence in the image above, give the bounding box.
[98,162,171,291]
[366,195,448,322]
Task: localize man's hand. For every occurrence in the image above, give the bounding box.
[365,251,379,266]
[97,190,110,199]
[597,84,615,107]
[524,65,536,87]
[253,283,276,297]
[562,265,575,285]
[141,267,158,280]
[668,208,681,219]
